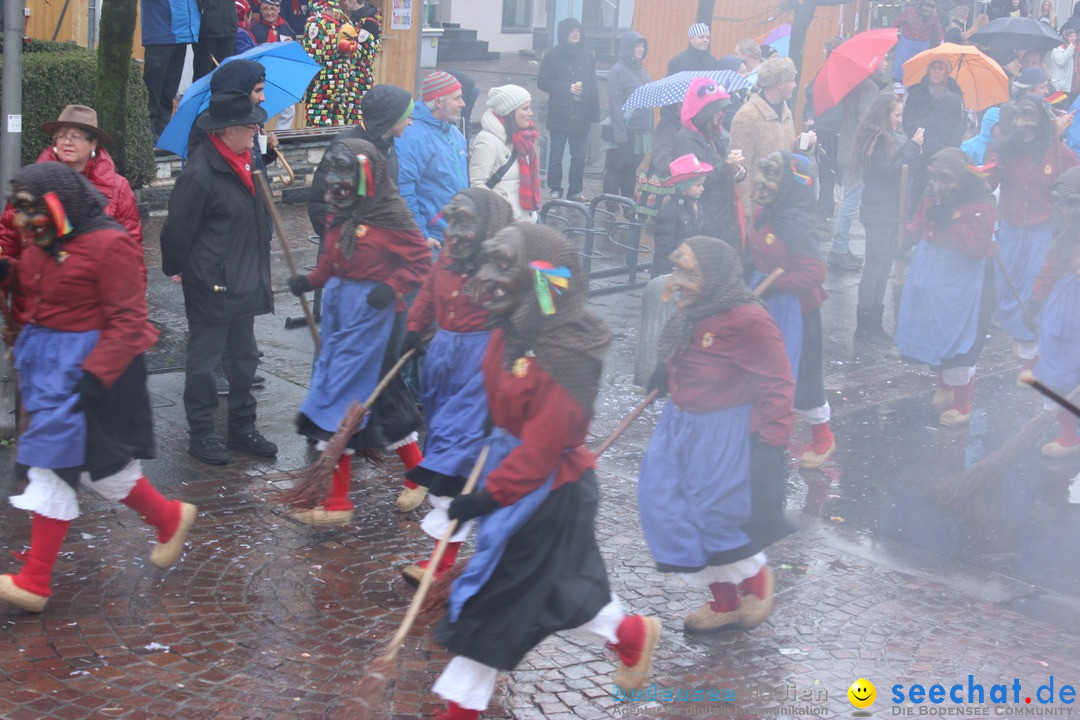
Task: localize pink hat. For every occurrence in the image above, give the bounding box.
[680,77,730,131]
[665,154,713,185]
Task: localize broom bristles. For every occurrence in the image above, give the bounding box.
[420,562,466,615]
[273,401,368,508]
[938,381,1080,509]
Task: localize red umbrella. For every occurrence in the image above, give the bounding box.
[813,28,899,117]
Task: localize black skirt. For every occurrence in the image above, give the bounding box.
[434,469,612,670]
[44,355,156,487]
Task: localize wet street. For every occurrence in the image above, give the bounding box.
[1,201,1079,719]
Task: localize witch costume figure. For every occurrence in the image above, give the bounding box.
[1028,167,1080,457]
[286,138,431,525]
[430,224,661,720]
[746,152,835,470]
[0,163,196,613]
[895,149,997,426]
[984,97,1079,380]
[398,188,515,586]
[639,236,795,633]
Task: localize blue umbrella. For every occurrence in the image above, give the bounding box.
[622,71,753,115]
[156,42,322,159]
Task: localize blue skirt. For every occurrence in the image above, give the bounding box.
[752,272,803,378]
[418,329,491,480]
[1037,273,1080,394]
[996,221,1051,343]
[894,36,930,81]
[896,241,986,367]
[15,326,98,469]
[638,402,754,573]
[298,278,395,434]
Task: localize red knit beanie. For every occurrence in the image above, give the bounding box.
[421,71,462,102]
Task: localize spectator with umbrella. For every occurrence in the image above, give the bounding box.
[673,78,745,249]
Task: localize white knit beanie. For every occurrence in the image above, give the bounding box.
[487,84,531,117]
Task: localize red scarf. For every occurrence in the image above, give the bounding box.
[259,16,289,42]
[511,126,541,212]
[209,133,254,195]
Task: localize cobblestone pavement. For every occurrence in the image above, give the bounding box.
[2,202,1079,720]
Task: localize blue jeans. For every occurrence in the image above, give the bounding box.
[547,129,589,196]
[830,175,865,254]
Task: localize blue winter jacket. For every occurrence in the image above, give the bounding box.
[141,0,200,45]
[395,102,468,244]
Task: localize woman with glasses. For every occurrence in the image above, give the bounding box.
[0,105,142,335]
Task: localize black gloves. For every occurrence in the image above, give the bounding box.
[367,282,395,309]
[646,362,669,398]
[287,275,312,296]
[0,258,9,283]
[72,372,105,413]
[448,490,499,523]
[401,330,427,358]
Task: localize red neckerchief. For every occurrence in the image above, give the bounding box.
[208,133,254,195]
[259,16,289,42]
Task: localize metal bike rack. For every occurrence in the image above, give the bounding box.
[538,193,651,297]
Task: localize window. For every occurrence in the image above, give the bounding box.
[502,0,532,31]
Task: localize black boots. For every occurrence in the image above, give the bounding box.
[854,305,893,347]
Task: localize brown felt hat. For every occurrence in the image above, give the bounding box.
[41,105,111,146]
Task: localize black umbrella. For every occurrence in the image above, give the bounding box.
[968,16,1064,54]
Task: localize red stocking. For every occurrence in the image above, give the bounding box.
[121,477,181,543]
[325,454,354,511]
[950,377,975,415]
[396,442,423,487]
[1056,411,1080,447]
[11,514,71,598]
[809,422,835,454]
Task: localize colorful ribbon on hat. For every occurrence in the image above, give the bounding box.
[789,156,813,188]
[529,260,571,315]
[43,192,74,236]
[356,154,375,197]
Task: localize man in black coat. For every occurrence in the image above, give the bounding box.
[193,0,238,80]
[160,91,277,465]
[537,17,599,201]
[667,22,721,75]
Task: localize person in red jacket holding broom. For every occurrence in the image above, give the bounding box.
[398,188,514,585]
[429,224,660,719]
[895,149,997,426]
[0,163,196,613]
[747,151,836,470]
[286,138,431,525]
[1027,167,1080,457]
[639,236,795,633]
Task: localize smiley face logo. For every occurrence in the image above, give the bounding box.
[848,678,876,709]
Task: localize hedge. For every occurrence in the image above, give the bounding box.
[0,36,155,189]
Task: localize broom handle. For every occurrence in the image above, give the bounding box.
[383,444,491,658]
[1019,371,1080,418]
[591,268,782,458]
[974,212,1029,316]
[253,170,321,352]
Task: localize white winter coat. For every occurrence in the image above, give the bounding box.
[469,109,536,221]
[1050,44,1075,92]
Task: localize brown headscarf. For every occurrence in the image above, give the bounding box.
[497,223,611,416]
[447,187,515,278]
[657,236,762,362]
[331,137,418,257]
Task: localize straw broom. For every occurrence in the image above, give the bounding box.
[347,444,490,720]
[274,348,418,508]
[347,266,790,714]
[939,380,1080,509]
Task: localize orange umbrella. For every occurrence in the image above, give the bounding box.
[902,42,1009,111]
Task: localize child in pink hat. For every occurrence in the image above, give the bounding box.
[651,153,712,277]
